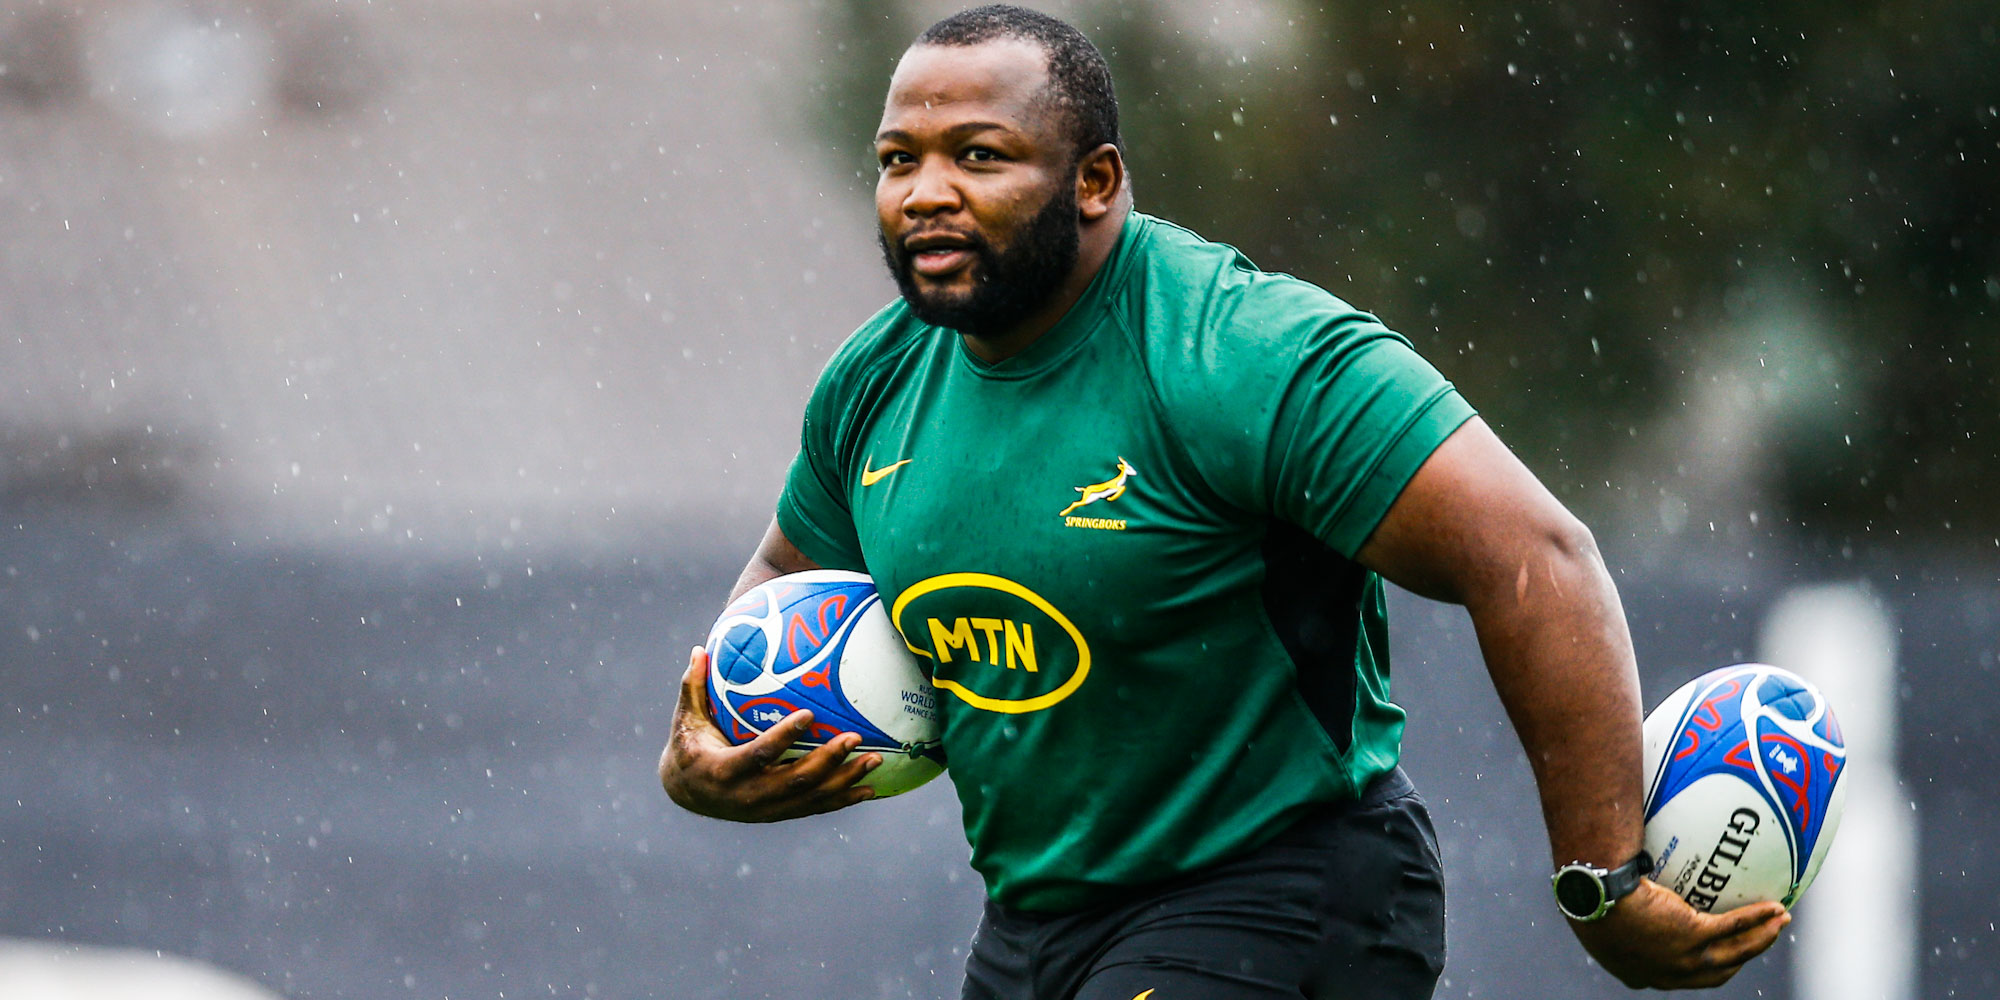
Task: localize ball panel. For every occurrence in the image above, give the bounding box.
[1646,669,1766,824]
[1791,773,1847,904]
[1641,676,1701,803]
[857,754,945,796]
[1755,712,1843,879]
[1755,672,1813,721]
[770,578,876,670]
[700,570,943,798]
[716,624,769,685]
[836,604,943,745]
[767,595,907,751]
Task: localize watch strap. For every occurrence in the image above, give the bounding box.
[1553,849,1654,921]
[1600,849,1652,903]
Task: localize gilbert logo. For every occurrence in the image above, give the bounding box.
[861,456,911,487]
[1059,457,1136,530]
[1681,807,1761,912]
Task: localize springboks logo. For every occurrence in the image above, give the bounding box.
[1059,457,1137,517]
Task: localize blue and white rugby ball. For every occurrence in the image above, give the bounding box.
[705,570,944,796]
[1642,663,1847,911]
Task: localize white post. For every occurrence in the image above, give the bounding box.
[0,940,285,1000]
[1760,583,1917,1000]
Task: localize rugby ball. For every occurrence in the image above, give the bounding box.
[705,570,944,796]
[1642,663,1847,911]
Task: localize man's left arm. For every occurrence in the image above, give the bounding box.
[1355,416,1790,990]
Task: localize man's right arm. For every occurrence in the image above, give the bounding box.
[1355,418,1788,988]
[656,518,883,822]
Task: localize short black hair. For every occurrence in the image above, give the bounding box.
[915,5,1120,161]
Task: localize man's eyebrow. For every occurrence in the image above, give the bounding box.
[874,121,1019,144]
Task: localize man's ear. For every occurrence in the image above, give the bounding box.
[1075,143,1124,221]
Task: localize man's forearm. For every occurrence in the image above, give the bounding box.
[1464,522,1646,868]
[727,517,824,602]
[728,552,792,602]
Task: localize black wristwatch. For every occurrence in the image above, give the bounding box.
[1551,850,1653,922]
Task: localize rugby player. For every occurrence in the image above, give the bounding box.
[661,6,1790,996]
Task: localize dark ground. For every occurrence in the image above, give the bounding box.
[0,510,1991,999]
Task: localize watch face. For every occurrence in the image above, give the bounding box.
[1554,867,1605,919]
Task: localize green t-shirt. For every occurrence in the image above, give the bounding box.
[777,212,1475,912]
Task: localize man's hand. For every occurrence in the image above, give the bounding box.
[658,646,882,822]
[1569,880,1790,989]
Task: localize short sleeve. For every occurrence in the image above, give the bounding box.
[775,377,867,572]
[1263,324,1476,557]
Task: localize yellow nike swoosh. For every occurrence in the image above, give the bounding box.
[1132,991,1155,1000]
[860,458,911,486]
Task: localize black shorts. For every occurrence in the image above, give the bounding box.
[960,768,1446,1000]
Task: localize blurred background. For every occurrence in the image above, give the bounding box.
[0,0,1992,997]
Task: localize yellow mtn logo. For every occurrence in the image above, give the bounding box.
[1059,457,1136,530]
[891,573,1091,715]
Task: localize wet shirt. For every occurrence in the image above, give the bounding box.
[777,212,1475,912]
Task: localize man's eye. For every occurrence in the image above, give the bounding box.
[879,151,914,169]
[963,147,1002,163]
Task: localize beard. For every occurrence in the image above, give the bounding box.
[878,180,1080,338]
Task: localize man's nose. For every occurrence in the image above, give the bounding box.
[902,157,963,217]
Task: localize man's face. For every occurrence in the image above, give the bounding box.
[874,40,1080,337]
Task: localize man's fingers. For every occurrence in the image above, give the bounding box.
[1672,963,1747,991]
[773,735,878,799]
[1697,907,1790,969]
[679,645,709,706]
[677,646,718,724]
[1573,882,1798,991]
[816,743,882,790]
[673,646,729,748]
[805,783,881,817]
[666,646,885,820]
[733,710,814,774]
[1696,904,1792,948]
[736,737,877,821]
[789,750,882,817]
[779,732,866,784]
[1704,900,1789,940]
[664,639,885,821]
[784,730,852,763]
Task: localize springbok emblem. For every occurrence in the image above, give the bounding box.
[1059,457,1138,516]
